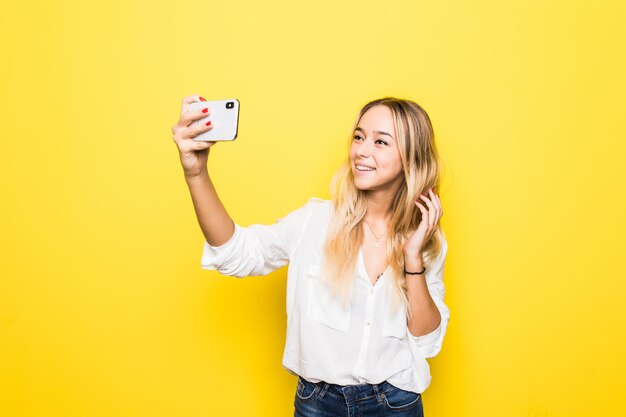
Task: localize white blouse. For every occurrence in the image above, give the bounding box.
[200,197,450,394]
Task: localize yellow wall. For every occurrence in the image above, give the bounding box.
[1,1,625,416]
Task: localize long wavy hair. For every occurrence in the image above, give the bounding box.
[320,97,445,319]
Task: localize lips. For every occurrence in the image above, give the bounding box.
[355,162,376,172]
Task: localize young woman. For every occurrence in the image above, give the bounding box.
[171,95,449,417]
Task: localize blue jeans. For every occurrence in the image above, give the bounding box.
[293,375,424,416]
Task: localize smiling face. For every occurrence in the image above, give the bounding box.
[349,105,404,192]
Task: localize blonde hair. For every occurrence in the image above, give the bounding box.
[320,97,445,319]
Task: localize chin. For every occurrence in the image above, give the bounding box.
[353,178,374,191]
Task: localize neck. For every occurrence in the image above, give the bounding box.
[363,188,396,225]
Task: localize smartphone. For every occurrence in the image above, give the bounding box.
[188,99,240,141]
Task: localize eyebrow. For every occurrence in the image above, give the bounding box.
[354,127,394,140]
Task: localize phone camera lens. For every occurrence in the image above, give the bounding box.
[226,102,234,109]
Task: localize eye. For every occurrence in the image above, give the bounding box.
[353,135,364,141]
[376,139,388,145]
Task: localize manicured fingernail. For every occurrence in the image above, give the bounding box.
[202,108,208,113]
[205,121,211,126]
[199,96,206,101]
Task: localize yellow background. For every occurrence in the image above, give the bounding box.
[1,0,625,416]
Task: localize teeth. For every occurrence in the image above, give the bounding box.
[356,165,375,171]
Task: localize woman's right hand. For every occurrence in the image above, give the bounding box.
[171,94,217,178]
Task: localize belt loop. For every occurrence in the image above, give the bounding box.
[318,382,330,398]
[372,383,383,404]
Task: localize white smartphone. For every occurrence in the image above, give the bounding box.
[188,99,240,142]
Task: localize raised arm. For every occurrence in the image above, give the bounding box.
[185,173,235,247]
[200,198,319,277]
[409,233,450,359]
[171,94,235,247]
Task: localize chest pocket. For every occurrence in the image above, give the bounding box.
[306,264,351,332]
[381,299,408,339]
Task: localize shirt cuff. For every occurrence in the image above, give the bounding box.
[200,223,241,270]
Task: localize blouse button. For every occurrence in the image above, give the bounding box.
[366,321,371,326]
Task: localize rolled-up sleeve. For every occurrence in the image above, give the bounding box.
[410,234,450,358]
[200,199,315,278]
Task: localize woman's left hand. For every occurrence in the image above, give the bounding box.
[403,188,443,260]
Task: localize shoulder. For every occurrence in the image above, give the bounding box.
[278,197,331,224]
[291,197,332,230]
[305,197,333,216]
[306,196,332,206]
[306,196,331,204]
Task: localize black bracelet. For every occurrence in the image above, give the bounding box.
[404,266,426,275]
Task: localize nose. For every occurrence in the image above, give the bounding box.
[357,138,374,158]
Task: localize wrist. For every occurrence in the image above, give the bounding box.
[404,252,424,272]
[184,170,209,182]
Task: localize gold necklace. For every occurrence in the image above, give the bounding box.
[363,220,386,248]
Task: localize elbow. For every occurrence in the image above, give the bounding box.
[410,310,450,359]
[408,308,441,338]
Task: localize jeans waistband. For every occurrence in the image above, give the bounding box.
[299,375,405,403]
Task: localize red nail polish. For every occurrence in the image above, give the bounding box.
[202,108,208,113]
[206,121,211,126]
[199,96,206,101]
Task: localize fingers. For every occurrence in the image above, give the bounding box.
[417,188,443,230]
[427,188,443,224]
[188,139,215,151]
[176,133,216,153]
[180,94,206,117]
[414,200,429,226]
[173,120,214,147]
[431,189,442,216]
[172,95,214,146]
[172,94,210,136]
[418,193,435,229]
[174,107,212,136]
[179,105,212,128]
[187,118,214,140]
